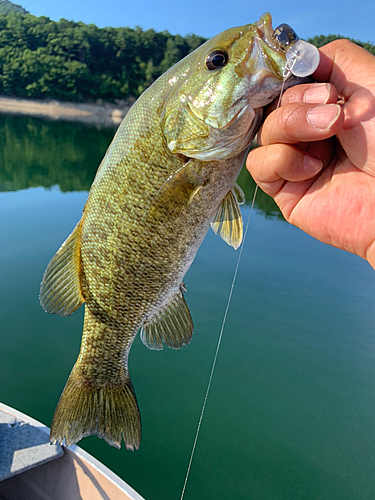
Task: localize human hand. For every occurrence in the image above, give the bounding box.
[246,40,375,268]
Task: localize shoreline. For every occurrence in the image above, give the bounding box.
[0,96,135,126]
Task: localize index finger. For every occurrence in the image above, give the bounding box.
[264,83,339,119]
[257,102,344,146]
[280,82,338,106]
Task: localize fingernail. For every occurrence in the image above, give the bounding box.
[303,155,323,175]
[304,84,330,104]
[307,104,341,129]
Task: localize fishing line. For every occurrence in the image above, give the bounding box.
[180,43,319,499]
[180,78,289,500]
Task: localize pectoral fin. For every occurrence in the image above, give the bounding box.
[211,187,243,250]
[40,221,84,316]
[140,288,193,350]
[149,160,206,219]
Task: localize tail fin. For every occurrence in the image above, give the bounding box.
[50,365,141,450]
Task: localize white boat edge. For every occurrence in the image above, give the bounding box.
[0,401,146,500]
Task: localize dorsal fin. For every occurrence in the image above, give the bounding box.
[140,288,193,350]
[211,187,243,250]
[40,221,84,316]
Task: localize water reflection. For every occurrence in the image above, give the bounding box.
[2,113,375,500]
[0,115,113,193]
[0,114,282,218]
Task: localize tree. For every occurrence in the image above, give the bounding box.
[0,10,373,102]
[0,0,28,15]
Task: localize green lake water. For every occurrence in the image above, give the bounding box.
[1,114,375,500]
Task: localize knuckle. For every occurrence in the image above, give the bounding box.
[329,38,354,51]
[280,105,302,140]
[282,84,309,104]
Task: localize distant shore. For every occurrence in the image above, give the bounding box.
[0,96,135,126]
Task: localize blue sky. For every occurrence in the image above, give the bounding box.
[18,0,375,43]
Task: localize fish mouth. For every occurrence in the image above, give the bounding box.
[254,13,300,79]
[256,13,279,51]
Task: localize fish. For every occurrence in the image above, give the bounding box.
[40,13,306,450]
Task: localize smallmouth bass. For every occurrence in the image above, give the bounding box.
[40,14,306,450]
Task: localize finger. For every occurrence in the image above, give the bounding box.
[257,102,344,146]
[246,139,335,198]
[314,40,375,174]
[314,40,375,98]
[282,82,339,105]
[264,83,339,117]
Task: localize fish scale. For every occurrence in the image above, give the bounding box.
[40,13,307,450]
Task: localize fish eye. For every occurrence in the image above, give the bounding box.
[205,49,229,70]
[273,24,299,50]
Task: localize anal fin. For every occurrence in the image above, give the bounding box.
[40,221,84,316]
[140,288,193,350]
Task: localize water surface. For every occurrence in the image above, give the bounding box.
[1,114,375,500]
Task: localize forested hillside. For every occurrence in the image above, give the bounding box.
[0,12,206,101]
[0,7,373,103]
[0,0,28,15]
